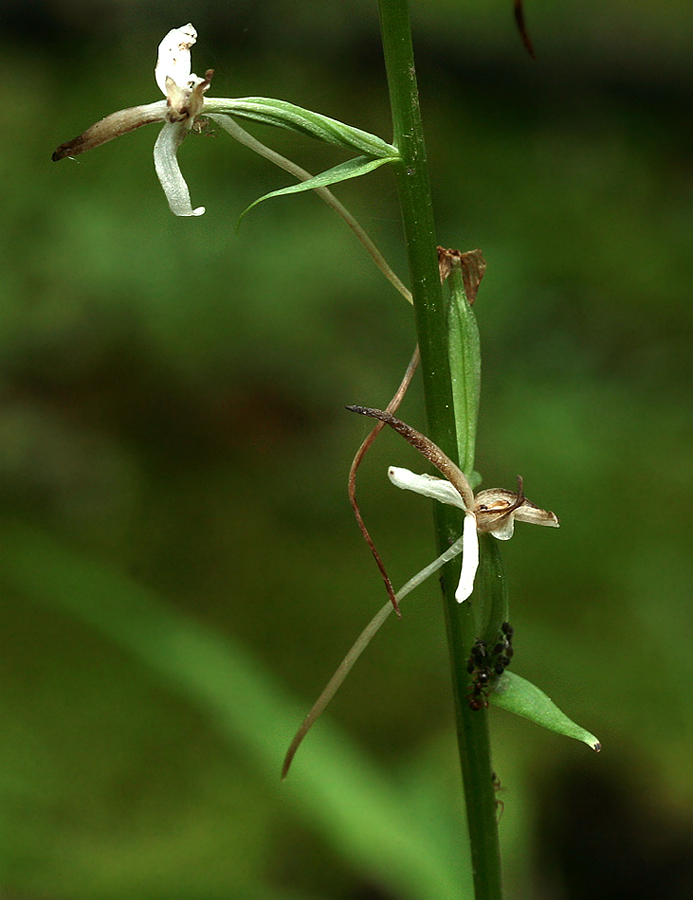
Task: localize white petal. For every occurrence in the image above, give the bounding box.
[489,518,515,540]
[155,24,197,94]
[387,466,468,510]
[154,122,205,217]
[455,513,480,603]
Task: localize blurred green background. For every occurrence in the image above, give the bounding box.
[2,1,693,897]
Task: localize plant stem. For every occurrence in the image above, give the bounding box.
[377,2,455,457]
[376,1,503,897]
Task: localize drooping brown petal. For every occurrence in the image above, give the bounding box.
[52,102,168,161]
[347,347,420,617]
[346,406,475,510]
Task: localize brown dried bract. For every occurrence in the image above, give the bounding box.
[437,247,486,305]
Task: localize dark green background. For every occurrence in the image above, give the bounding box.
[2,1,693,897]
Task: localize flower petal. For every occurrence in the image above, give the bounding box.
[155,24,197,94]
[388,466,468,510]
[455,513,480,602]
[513,502,560,528]
[489,518,515,540]
[52,101,168,161]
[165,71,211,122]
[153,122,205,216]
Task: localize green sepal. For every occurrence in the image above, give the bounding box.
[490,671,601,751]
[445,264,481,478]
[237,156,395,226]
[204,98,398,159]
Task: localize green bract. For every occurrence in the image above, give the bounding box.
[490,671,601,751]
[442,249,484,480]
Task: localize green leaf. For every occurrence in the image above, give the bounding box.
[205,98,399,159]
[490,671,601,751]
[237,155,394,225]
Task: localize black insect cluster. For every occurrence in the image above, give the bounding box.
[466,621,514,710]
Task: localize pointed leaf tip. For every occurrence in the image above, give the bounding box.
[235,156,393,227]
[490,671,601,751]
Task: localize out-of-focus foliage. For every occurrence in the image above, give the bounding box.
[2,1,693,898]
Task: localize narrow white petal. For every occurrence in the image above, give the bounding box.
[153,122,205,217]
[455,513,480,603]
[155,24,197,94]
[388,466,468,510]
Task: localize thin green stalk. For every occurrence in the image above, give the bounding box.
[211,115,412,303]
[376,1,503,897]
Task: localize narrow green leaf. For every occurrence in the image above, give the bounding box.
[237,156,394,225]
[490,671,601,751]
[205,98,399,159]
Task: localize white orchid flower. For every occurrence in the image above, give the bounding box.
[52,24,212,217]
[347,405,560,604]
[388,466,559,602]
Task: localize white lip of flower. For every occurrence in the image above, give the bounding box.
[388,466,559,602]
[52,24,212,217]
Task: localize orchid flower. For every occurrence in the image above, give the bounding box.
[283,411,560,777]
[52,24,212,217]
[388,467,559,602]
[348,406,560,603]
[53,25,401,222]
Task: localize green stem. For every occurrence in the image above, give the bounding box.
[377,3,455,457]
[377,1,503,897]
